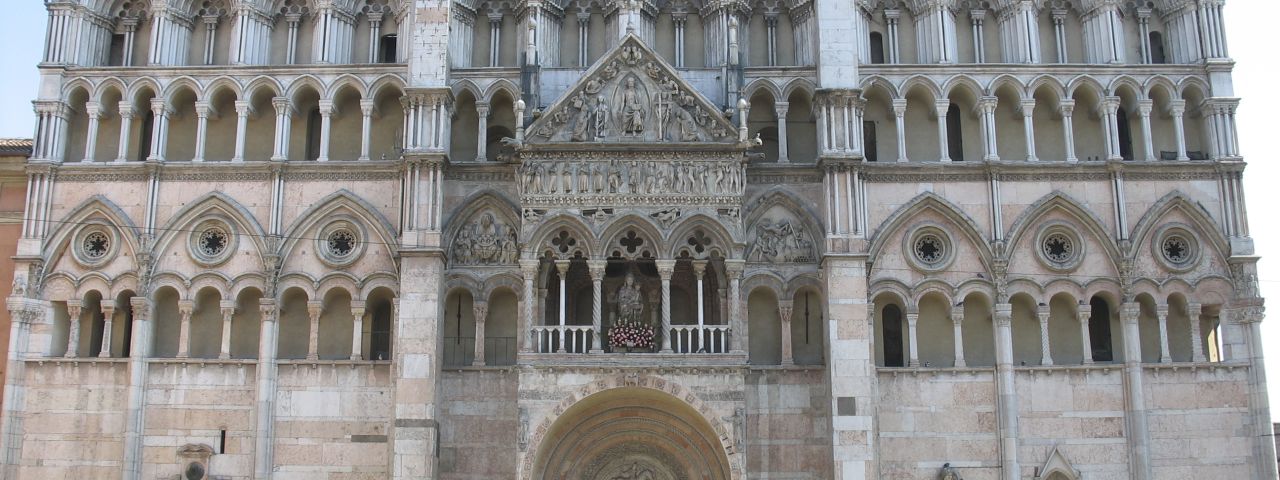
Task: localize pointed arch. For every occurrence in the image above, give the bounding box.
[1128,191,1230,264]
[1065,75,1106,99]
[279,189,400,260]
[941,75,984,100]
[151,191,271,269]
[94,77,129,104]
[1026,74,1067,100]
[127,77,162,105]
[525,213,597,259]
[163,76,205,104]
[1142,75,1177,99]
[1002,191,1123,267]
[899,74,942,103]
[986,74,1027,100]
[743,78,782,101]
[484,78,521,104]
[42,195,142,267]
[779,78,816,101]
[668,213,739,260]
[244,75,285,99]
[743,187,824,250]
[1034,446,1081,480]
[600,214,667,260]
[286,74,326,103]
[443,189,520,239]
[1107,75,1144,99]
[867,191,993,271]
[452,79,484,100]
[368,74,407,99]
[326,74,369,100]
[860,75,899,98]
[1177,76,1212,98]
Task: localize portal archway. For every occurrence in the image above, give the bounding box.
[530,386,734,480]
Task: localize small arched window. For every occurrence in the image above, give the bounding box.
[370,301,393,360]
[108,34,127,66]
[379,34,398,63]
[1117,107,1134,160]
[305,108,322,160]
[1088,297,1114,362]
[946,103,964,161]
[1149,31,1167,64]
[869,32,886,64]
[882,304,904,367]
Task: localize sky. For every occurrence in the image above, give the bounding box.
[0,2,1278,411]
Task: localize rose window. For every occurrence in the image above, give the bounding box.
[1042,233,1074,264]
[327,229,357,258]
[913,234,945,265]
[199,227,229,257]
[1162,235,1191,265]
[83,231,110,259]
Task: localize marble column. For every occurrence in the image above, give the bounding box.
[176,300,193,359]
[233,100,251,162]
[936,100,951,162]
[1079,303,1094,364]
[351,302,366,361]
[555,260,569,353]
[588,260,606,353]
[1060,100,1077,163]
[725,260,745,354]
[1120,302,1153,480]
[980,96,999,161]
[147,98,172,161]
[98,304,115,358]
[993,303,1020,480]
[317,100,334,162]
[1156,304,1171,363]
[519,260,538,354]
[1188,302,1205,362]
[1169,100,1188,161]
[657,260,675,353]
[116,103,134,162]
[472,301,488,366]
[905,309,919,367]
[1138,100,1155,161]
[775,102,790,163]
[254,300,279,480]
[1037,304,1052,365]
[193,101,212,162]
[306,300,322,360]
[271,97,292,161]
[892,99,908,162]
[1021,99,1038,161]
[218,300,235,359]
[951,306,965,367]
[475,101,490,162]
[359,99,375,161]
[779,300,794,365]
[83,102,101,162]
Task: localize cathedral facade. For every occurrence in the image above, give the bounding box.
[2,0,1275,479]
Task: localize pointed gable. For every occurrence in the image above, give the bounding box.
[526,34,739,145]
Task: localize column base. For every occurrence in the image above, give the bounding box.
[589,349,604,354]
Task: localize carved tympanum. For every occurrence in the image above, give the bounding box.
[453,212,519,265]
[748,218,814,263]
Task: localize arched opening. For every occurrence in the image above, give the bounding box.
[747,287,781,365]
[1010,294,1042,365]
[189,287,224,359]
[790,288,824,365]
[486,288,519,365]
[486,91,518,161]
[1137,294,1162,362]
[1116,106,1134,160]
[992,83,1026,161]
[1181,86,1209,159]
[869,32,885,64]
[1148,31,1166,64]
[166,86,200,161]
[113,290,136,358]
[379,34,399,63]
[318,288,355,359]
[108,34,127,66]
[861,85,895,162]
[786,90,817,162]
[277,287,312,359]
[244,85,278,161]
[903,84,939,162]
[449,89,480,162]
[304,108,322,160]
[82,291,106,357]
[205,86,239,161]
[329,85,364,161]
[443,288,477,366]
[874,296,905,367]
[1047,293,1084,365]
[916,292,953,367]
[365,286,397,361]
[1031,85,1066,161]
[369,84,406,160]
[960,293,994,367]
[531,387,732,480]
[151,286,183,358]
[50,301,71,357]
[1069,85,1106,161]
[94,86,125,162]
[747,89,779,162]
[1088,295,1115,362]
[288,84,322,160]
[232,288,263,359]
[64,87,91,163]
[946,103,964,161]
[1149,85,1179,160]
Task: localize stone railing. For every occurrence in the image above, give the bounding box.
[669,325,731,354]
[532,325,595,354]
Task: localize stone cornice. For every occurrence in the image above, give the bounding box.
[49,160,405,182]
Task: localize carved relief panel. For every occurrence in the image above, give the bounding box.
[452,210,520,266]
[746,205,816,263]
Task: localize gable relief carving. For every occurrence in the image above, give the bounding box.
[747,208,815,263]
[527,38,738,145]
[452,211,520,266]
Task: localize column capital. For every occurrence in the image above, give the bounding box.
[520,259,541,278]
[723,259,745,278]
[979,96,999,111]
[234,100,254,117]
[475,101,492,117]
[891,98,908,115]
[1036,303,1050,319]
[655,259,676,278]
[177,299,194,315]
[1155,303,1170,318]
[1058,99,1076,117]
[934,100,951,117]
[150,98,174,116]
[317,100,336,116]
[1187,302,1203,317]
[118,102,137,119]
[587,259,607,280]
[99,303,115,317]
[1137,99,1154,116]
[1167,99,1186,117]
[130,297,151,318]
[306,300,324,318]
[691,260,708,279]
[1020,99,1037,116]
[774,101,790,116]
[1119,302,1139,324]
[360,99,377,116]
[272,97,295,116]
[951,306,965,323]
[85,102,103,119]
[258,299,278,317]
[777,300,794,321]
[472,300,489,321]
[554,259,571,276]
[994,303,1013,327]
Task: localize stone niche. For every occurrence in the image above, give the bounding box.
[175,444,214,480]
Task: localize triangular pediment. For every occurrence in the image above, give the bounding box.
[526,34,739,145]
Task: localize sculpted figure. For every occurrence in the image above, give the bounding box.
[570,93,593,142]
[593,96,612,140]
[939,463,963,480]
[620,77,646,137]
[616,273,646,325]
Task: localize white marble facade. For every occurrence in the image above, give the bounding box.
[1,0,1275,479]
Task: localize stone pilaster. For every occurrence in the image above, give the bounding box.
[389,251,446,480]
[822,256,872,480]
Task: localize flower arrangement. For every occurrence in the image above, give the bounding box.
[609,320,655,350]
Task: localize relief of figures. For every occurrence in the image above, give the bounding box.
[452,212,519,265]
[520,160,744,197]
[749,218,814,263]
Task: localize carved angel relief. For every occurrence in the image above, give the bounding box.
[528,35,737,144]
[748,217,815,263]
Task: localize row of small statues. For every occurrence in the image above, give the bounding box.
[521,160,744,196]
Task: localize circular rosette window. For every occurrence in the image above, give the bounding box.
[1153,225,1200,273]
[188,218,237,267]
[904,225,954,272]
[316,219,366,267]
[1035,223,1084,272]
[72,222,119,268]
